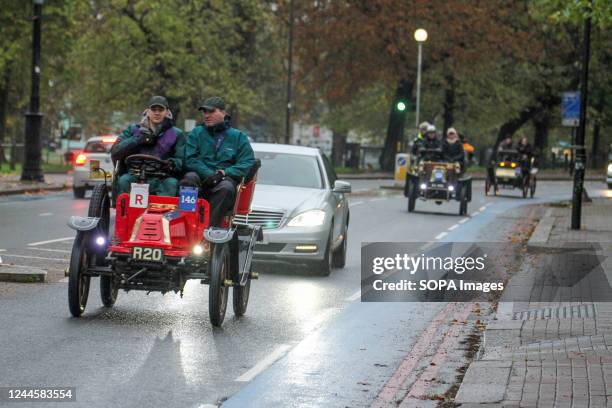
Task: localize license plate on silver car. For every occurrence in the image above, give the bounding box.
[132,247,164,262]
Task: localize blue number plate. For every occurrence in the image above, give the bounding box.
[179,186,198,212]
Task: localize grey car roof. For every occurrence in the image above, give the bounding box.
[251,143,320,157]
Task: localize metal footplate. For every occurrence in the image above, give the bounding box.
[204,227,235,243]
[67,216,100,231]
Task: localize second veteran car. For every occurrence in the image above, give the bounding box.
[234,143,351,276]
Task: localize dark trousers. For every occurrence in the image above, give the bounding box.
[180,172,237,227]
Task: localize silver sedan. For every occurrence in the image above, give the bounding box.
[233,143,351,276]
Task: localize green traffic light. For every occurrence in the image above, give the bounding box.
[396,101,406,111]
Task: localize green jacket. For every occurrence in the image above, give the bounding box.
[185,120,255,181]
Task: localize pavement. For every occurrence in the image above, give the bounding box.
[0,172,71,196]
[454,197,612,407]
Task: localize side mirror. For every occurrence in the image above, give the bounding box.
[333,180,351,193]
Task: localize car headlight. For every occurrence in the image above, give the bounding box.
[288,210,326,227]
[607,163,612,173]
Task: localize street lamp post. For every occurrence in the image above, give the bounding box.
[21,0,44,182]
[571,5,592,230]
[414,28,428,129]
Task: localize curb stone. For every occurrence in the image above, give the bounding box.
[0,264,47,283]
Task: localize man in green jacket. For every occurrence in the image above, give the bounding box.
[111,96,185,197]
[182,96,255,227]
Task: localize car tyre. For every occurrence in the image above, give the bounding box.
[100,276,118,307]
[407,180,416,212]
[209,243,230,327]
[73,186,86,199]
[233,278,251,318]
[312,230,333,276]
[68,232,91,317]
[331,225,348,268]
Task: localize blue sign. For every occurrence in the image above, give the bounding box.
[398,157,407,166]
[178,186,198,212]
[562,92,580,127]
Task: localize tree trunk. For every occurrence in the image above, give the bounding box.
[442,74,455,135]
[331,130,347,167]
[0,65,12,165]
[533,112,550,168]
[380,79,412,171]
[590,94,605,169]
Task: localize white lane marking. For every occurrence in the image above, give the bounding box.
[472,211,481,216]
[31,248,71,254]
[369,198,386,202]
[434,232,447,240]
[28,237,74,247]
[197,405,219,408]
[478,206,487,212]
[302,308,335,333]
[1,254,67,261]
[38,212,53,217]
[349,201,364,208]
[458,218,469,224]
[447,224,459,231]
[59,277,69,283]
[420,242,434,251]
[235,344,292,382]
[346,290,361,301]
[0,249,6,252]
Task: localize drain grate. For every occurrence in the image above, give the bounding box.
[512,304,597,320]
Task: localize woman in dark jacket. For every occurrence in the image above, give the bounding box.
[442,127,465,167]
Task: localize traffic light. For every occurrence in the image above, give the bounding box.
[396,101,407,112]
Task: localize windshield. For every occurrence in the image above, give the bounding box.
[254,151,323,189]
[84,141,113,153]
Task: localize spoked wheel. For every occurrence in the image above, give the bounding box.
[459,188,468,216]
[530,176,536,198]
[407,180,416,212]
[100,276,119,307]
[233,278,251,318]
[68,232,91,317]
[209,243,230,327]
[485,178,491,196]
[522,176,529,198]
[89,184,116,306]
[493,182,498,196]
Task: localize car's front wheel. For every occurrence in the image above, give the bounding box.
[332,225,347,268]
[73,186,86,199]
[312,230,333,276]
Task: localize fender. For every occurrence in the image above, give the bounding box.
[204,227,235,243]
[67,216,100,231]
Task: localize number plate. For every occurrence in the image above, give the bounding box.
[178,186,198,212]
[90,160,104,179]
[132,247,164,262]
[495,168,516,178]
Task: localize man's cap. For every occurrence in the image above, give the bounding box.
[447,127,457,135]
[426,124,436,133]
[419,121,430,130]
[148,95,169,109]
[198,96,225,111]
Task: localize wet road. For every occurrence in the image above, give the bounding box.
[0,179,608,407]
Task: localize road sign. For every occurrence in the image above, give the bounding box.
[562,92,580,127]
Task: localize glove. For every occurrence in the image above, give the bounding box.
[162,160,176,173]
[203,171,224,188]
